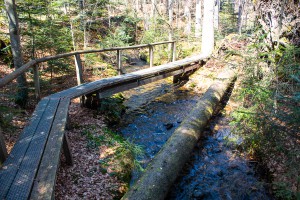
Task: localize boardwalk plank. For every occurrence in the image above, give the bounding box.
[0,98,49,199]
[6,99,60,200]
[30,98,70,200]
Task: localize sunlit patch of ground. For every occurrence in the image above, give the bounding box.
[55,101,128,200]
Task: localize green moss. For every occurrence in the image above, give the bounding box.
[98,93,126,125]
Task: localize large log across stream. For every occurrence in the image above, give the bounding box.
[122,68,237,200]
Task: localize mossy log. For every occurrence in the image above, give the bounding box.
[122,69,237,200]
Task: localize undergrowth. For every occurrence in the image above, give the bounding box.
[98,93,126,125]
[81,126,144,183]
[230,32,300,199]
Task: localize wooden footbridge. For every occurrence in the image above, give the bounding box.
[0,41,209,199]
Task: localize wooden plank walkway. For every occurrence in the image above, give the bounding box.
[0,54,208,200]
[51,54,207,99]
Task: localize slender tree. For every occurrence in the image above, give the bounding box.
[214,0,220,30]
[151,0,156,18]
[184,0,191,35]
[201,0,214,55]
[168,0,173,42]
[195,0,202,37]
[4,0,28,107]
[237,0,245,34]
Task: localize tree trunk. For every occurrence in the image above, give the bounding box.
[237,0,245,34]
[214,0,220,30]
[195,0,202,37]
[4,0,28,108]
[184,0,192,35]
[168,0,173,44]
[151,0,156,18]
[176,0,180,30]
[277,0,286,46]
[201,0,215,56]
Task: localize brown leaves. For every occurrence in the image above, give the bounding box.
[55,101,126,200]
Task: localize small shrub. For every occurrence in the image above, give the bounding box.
[98,93,126,125]
[231,37,300,199]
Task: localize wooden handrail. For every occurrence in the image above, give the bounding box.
[0,41,176,89]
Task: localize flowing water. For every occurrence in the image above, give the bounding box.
[115,63,271,199]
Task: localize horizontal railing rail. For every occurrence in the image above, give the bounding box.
[0,41,176,99]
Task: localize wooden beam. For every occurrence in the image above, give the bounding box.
[149,45,154,68]
[117,50,122,75]
[98,81,139,99]
[63,134,73,166]
[6,98,59,200]
[74,54,84,85]
[49,54,209,99]
[30,98,71,200]
[171,42,176,62]
[0,98,50,199]
[33,65,41,101]
[97,64,201,99]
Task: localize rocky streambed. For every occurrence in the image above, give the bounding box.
[116,69,271,199]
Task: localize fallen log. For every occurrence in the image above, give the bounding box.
[122,68,237,200]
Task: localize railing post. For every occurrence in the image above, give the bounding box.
[171,41,176,62]
[74,54,85,105]
[63,134,73,166]
[0,127,8,164]
[75,54,84,85]
[149,45,154,68]
[33,65,41,101]
[117,49,122,75]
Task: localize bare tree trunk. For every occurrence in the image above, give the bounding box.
[107,4,112,28]
[214,0,220,30]
[168,0,173,42]
[4,0,28,108]
[151,0,156,18]
[135,0,139,13]
[195,0,202,37]
[237,0,245,34]
[201,0,214,55]
[84,23,88,49]
[176,0,180,31]
[277,0,286,46]
[184,0,192,35]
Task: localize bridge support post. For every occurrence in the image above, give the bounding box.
[0,127,8,164]
[149,45,154,67]
[171,41,176,62]
[173,73,190,84]
[75,54,84,85]
[82,93,100,109]
[117,50,123,75]
[33,65,41,101]
[74,54,85,105]
[63,134,73,166]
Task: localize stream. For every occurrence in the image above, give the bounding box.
[115,62,271,199]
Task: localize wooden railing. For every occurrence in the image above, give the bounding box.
[0,41,176,100]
